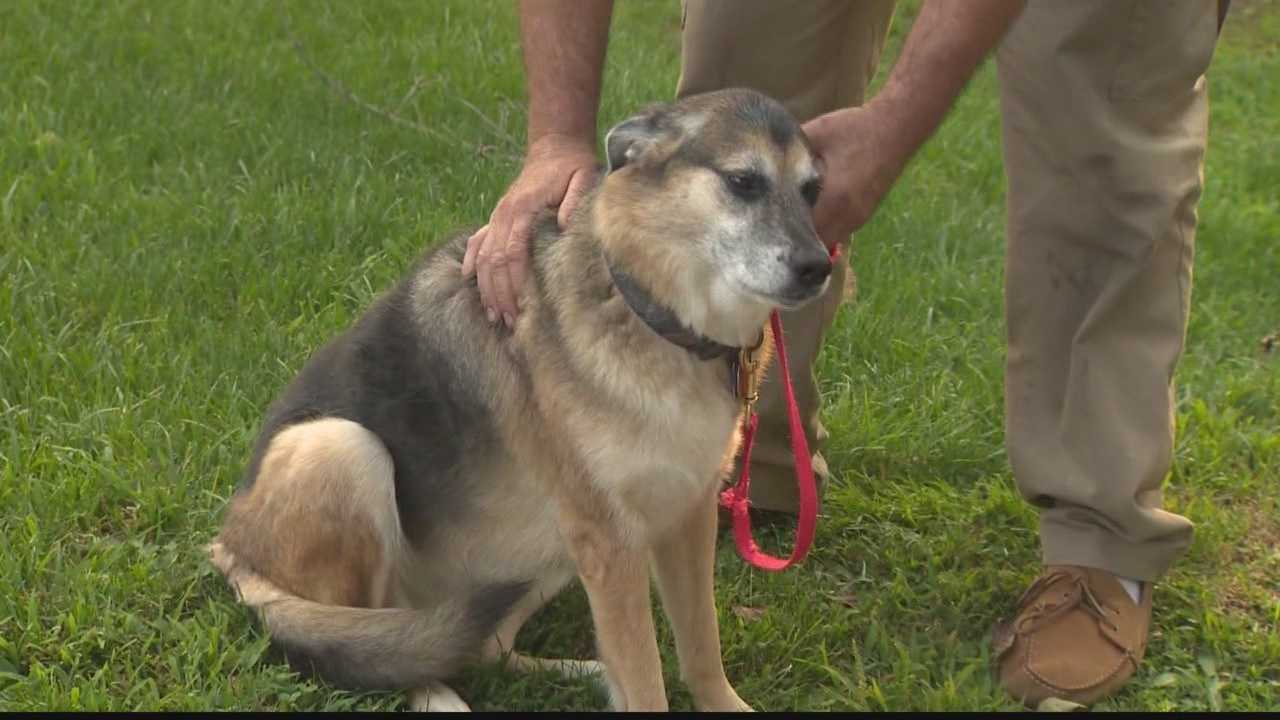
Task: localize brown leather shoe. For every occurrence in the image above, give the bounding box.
[992,565,1152,708]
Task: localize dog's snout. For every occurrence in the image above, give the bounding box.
[792,256,832,288]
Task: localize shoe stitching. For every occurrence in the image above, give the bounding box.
[1026,627,1129,692]
[1018,644,1071,698]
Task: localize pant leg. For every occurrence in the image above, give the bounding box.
[996,0,1220,581]
[678,0,896,512]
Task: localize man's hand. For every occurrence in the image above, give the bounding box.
[462,135,598,326]
[800,0,1025,249]
[802,107,904,249]
[462,0,613,327]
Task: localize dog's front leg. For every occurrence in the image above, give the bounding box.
[561,512,668,711]
[651,489,752,712]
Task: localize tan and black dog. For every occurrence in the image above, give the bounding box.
[208,88,831,712]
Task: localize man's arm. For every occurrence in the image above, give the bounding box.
[522,0,613,149]
[463,0,614,326]
[804,0,1025,247]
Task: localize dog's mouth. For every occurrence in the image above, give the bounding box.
[773,280,829,308]
[735,277,829,310]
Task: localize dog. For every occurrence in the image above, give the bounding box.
[207,87,831,712]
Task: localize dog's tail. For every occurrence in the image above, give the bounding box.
[207,542,525,690]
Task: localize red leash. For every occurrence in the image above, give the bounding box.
[718,244,837,572]
[718,310,818,571]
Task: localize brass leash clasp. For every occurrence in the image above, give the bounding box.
[737,331,765,417]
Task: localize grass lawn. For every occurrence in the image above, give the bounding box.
[2,0,1277,711]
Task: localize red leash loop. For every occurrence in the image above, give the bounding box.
[718,309,818,572]
[718,243,837,572]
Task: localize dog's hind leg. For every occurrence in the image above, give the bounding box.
[480,569,605,683]
[216,417,403,610]
[216,417,526,702]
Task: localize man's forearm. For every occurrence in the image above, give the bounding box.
[868,0,1025,173]
[519,0,614,149]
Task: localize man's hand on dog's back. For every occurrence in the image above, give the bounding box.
[461,135,597,328]
[462,0,614,328]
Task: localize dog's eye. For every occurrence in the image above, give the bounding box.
[801,179,823,207]
[723,171,767,200]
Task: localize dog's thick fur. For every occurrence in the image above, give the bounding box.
[209,88,831,712]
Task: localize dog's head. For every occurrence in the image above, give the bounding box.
[592,89,830,345]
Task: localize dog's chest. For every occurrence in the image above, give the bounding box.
[572,366,741,533]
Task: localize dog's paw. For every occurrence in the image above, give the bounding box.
[204,545,286,608]
[559,658,605,680]
[205,542,253,603]
[408,682,471,712]
[696,686,753,712]
[206,542,235,575]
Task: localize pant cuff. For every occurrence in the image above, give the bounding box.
[1039,516,1191,583]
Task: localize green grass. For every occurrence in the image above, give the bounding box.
[2,0,1277,711]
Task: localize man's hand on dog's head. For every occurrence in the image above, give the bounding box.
[462,134,598,327]
[801,106,907,252]
[801,0,1027,250]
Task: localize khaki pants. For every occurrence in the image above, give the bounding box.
[679,0,1220,581]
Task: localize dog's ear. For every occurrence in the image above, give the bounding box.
[605,105,678,173]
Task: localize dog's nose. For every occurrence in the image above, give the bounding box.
[792,257,832,288]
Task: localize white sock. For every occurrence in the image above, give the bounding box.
[1118,576,1142,604]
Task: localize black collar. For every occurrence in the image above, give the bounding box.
[606,260,741,362]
